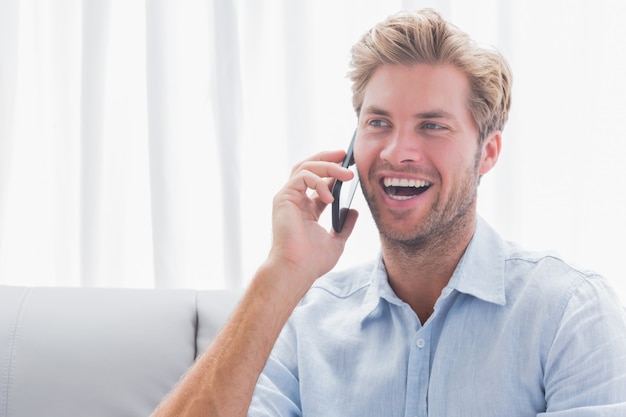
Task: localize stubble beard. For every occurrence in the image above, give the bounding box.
[362,154,481,257]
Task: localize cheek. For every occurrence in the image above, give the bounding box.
[435,148,476,186]
[353,141,373,175]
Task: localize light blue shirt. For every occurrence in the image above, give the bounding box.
[249,218,626,416]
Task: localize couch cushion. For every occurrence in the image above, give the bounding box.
[0,286,198,417]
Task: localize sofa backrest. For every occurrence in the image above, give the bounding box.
[0,285,242,417]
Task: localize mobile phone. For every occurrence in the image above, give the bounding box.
[331,130,359,233]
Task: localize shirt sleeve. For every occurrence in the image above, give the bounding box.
[248,321,302,417]
[539,273,626,416]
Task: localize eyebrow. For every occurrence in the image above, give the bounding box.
[415,110,457,120]
[362,105,457,121]
[362,106,391,117]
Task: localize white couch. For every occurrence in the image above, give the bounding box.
[0,285,243,417]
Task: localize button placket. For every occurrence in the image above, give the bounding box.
[404,327,431,417]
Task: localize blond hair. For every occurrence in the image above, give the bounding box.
[349,9,512,142]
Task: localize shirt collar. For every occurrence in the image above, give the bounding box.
[359,216,507,323]
[446,216,507,306]
[358,255,403,322]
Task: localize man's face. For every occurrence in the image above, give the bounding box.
[354,64,498,248]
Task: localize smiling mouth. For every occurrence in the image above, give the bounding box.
[382,177,432,200]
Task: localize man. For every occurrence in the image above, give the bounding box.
[153,9,626,416]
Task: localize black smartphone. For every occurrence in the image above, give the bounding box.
[331,130,359,233]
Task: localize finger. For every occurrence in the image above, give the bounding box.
[297,171,335,204]
[295,161,355,185]
[280,169,331,205]
[309,177,336,216]
[290,150,347,175]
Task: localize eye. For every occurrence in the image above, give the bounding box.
[422,122,445,130]
[369,119,391,128]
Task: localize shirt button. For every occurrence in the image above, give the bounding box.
[416,338,426,349]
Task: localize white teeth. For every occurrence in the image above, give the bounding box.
[383,177,431,188]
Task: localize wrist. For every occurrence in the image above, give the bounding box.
[251,256,317,312]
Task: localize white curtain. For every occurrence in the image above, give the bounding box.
[1,0,625,302]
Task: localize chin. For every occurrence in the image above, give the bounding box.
[384,224,428,243]
[378,208,474,251]
[376,217,428,247]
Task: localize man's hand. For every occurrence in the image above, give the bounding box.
[266,150,358,297]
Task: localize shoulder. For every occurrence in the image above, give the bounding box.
[502,243,623,324]
[505,243,606,293]
[473,218,617,309]
[283,259,380,324]
[272,259,380,354]
[308,260,377,298]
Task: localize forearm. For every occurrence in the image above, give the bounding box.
[152,150,356,417]
[151,261,306,417]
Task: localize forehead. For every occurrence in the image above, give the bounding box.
[360,64,473,123]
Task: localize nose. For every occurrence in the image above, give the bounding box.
[379,128,422,165]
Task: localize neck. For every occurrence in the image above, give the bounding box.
[381,213,477,324]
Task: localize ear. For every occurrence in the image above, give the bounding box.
[478,131,502,176]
